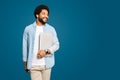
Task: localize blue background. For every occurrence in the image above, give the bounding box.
[0,0,120,80]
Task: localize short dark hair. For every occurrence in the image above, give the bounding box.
[34,4,49,18]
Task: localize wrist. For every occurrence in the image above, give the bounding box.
[45,49,50,54]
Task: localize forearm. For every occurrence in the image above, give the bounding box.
[22,40,28,61]
[48,41,59,54]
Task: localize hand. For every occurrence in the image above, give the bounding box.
[24,61,30,73]
[37,50,46,58]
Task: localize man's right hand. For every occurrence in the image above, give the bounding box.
[24,61,30,73]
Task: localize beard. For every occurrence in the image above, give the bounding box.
[38,17,48,25]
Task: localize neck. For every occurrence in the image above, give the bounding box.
[36,19,43,27]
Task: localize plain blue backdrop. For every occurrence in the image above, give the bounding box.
[0,0,120,80]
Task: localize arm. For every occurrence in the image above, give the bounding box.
[48,28,60,54]
[23,28,28,62]
[22,28,29,72]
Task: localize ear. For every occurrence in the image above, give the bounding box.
[36,14,38,18]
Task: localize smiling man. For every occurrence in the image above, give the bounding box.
[22,4,60,80]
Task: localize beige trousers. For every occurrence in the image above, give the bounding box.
[30,65,51,80]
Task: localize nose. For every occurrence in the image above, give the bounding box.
[45,14,49,19]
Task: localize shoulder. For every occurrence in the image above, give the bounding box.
[24,22,35,32]
[44,23,58,36]
[45,23,56,31]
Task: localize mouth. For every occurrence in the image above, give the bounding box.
[43,17,48,21]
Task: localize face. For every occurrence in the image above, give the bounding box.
[36,9,49,25]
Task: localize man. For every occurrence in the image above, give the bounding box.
[22,4,60,80]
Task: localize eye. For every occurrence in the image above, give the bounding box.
[42,12,45,15]
[41,10,48,16]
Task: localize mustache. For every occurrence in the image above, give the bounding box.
[43,17,49,19]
